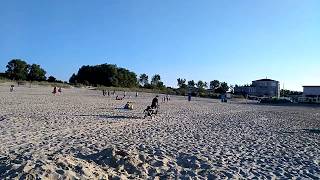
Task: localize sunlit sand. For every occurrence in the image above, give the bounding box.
[0,85,319,179]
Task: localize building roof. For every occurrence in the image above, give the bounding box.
[254,78,277,82]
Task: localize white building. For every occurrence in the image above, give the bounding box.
[299,86,320,103]
[303,86,320,97]
[234,79,280,98]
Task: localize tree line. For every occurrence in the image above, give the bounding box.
[69,64,167,90]
[175,78,230,97]
[1,59,61,83]
[1,59,231,97]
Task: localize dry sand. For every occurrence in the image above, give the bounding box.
[0,84,319,179]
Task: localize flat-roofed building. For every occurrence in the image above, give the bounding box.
[303,86,320,97]
[298,86,320,103]
[234,79,280,97]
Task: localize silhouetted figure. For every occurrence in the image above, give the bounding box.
[58,87,62,94]
[52,87,57,95]
[108,90,110,96]
[136,92,138,97]
[102,90,106,96]
[151,95,159,109]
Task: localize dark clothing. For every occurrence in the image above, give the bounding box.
[53,87,57,94]
[151,97,158,108]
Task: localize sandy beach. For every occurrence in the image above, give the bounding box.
[0,84,319,179]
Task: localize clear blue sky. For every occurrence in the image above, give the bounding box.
[0,0,319,91]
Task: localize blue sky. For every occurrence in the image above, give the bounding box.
[0,0,319,91]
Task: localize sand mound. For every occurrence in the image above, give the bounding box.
[1,147,219,179]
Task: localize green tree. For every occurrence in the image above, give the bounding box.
[5,59,29,80]
[69,73,77,84]
[196,80,206,90]
[188,80,195,88]
[139,74,149,87]
[196,80,207,97]
[27,64,46,81]
[177,78,187,88]
[280,89,302,97]
[73,63,138,88]
[220,82,229,93]
[47,76,56,82]
[151,74,161,86]
[210,80,220,90]
[150,74,165,89]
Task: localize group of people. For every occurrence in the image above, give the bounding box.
[52,87,62,95]
[102,90,139,100]
[102,90,117,96]
[162,94,171,102]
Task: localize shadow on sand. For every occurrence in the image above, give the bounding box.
[277,129,320,134]
[303,129,320,134]
[74,114,142,120]
[242,101,320,108]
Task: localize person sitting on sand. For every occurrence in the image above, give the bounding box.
[10,85,14,92]
[124,102,134,110]
[116,95,124,100]
[151,95,159,109]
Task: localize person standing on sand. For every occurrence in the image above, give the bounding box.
[52,87,57,95]
[108,90,110,96]
[58,87,62,94]
[151,95,159,109]
[136,92,138,97]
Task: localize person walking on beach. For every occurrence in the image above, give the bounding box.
[136,92,138,97]
[108,90,110,96]
[188,93,192,101]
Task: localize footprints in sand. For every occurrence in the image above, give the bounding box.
[1,87,320,179]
